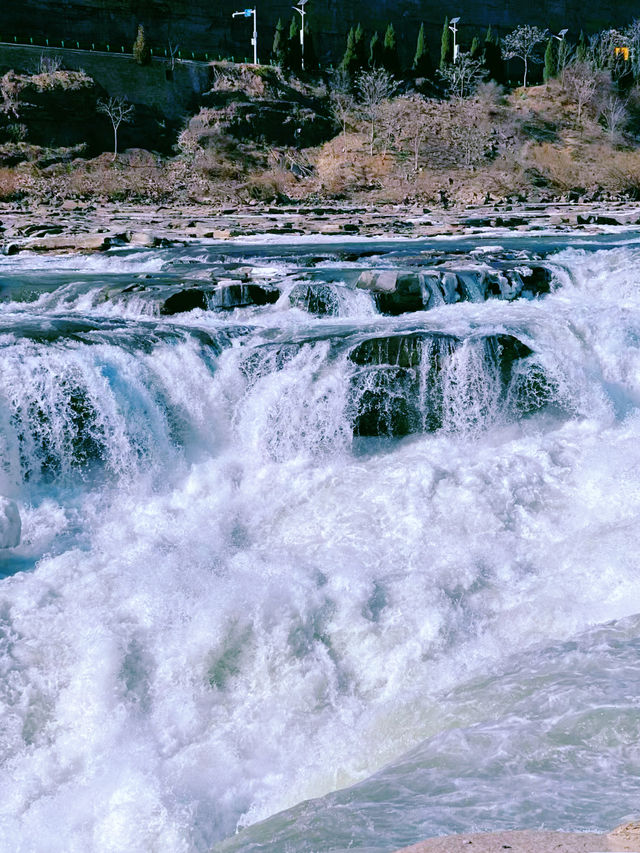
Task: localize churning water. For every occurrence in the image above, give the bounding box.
[1,235,640,852]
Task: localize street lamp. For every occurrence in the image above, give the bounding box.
[449,17,461,63]
[553,28,569,81]
[292,0,308,71]
[232,7,258,64]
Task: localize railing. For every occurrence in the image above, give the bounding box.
[0,33,244,63]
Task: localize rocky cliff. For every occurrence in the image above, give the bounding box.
[1,0,636,65]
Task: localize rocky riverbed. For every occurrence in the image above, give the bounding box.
[3,199,640,255]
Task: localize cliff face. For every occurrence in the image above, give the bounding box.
[0,0,636,64]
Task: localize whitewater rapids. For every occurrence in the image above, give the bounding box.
[1,238,640,852]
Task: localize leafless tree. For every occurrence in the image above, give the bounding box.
[598,92,628,137]
[97,96,135,159]
[438,54,485,98]
[168,39,180,72]
[449,99,490,166]
[328,68,354,148]
[356,68,396,155]
[392,96,431,171]
[502,25,548,88]
[564,61,599,125]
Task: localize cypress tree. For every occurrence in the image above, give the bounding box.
[272,18,285,66]
[132,24,151,65]
[440,17,452,69]
[484,25,502,81]
[369,31,383,68]
[413,22,431,76]
[576,30,587,62]
[354,22,367,70]
[382,22,400,75]
[470,34,482,60]
[543,37,556,81]
[286,15,302,71]
[340,27,358,74]
[303,25,319,72]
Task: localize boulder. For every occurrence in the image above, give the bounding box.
[160,288,209,315]
[0,498,21,549]
[289,283,340,316]
[209,283,280,310]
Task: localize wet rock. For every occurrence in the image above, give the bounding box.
[209,283,280,310]
[160,288,209,315]
[289,283,340,316]
[377,274,425,315]
[0,497,21,549]
[356,270,398,293]
[349,333,534,437]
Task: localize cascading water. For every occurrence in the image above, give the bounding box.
[1,236,640,852]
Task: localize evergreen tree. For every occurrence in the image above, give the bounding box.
[484,25,503,81]
[340,27,358,75]
[440,17,452,69]
[354,22,367,70]
[272,18,285,66]
[369,31,383,68]
[303,24,319,72]
[470,34,482,60]
[382,22,400,74]
[132,24,151,65]
[413,22,431,76]
[286,15,302,71]
[543,37,556,81]
[576,30,588,62]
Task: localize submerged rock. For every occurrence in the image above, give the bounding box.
[0,498,21,549]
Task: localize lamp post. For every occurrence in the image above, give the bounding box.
[232,7,258,64]
[449,16,460,63]
[292,0,308,71]
[553,28,568,82]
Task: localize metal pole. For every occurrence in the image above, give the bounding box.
[252,7,257,64]
[293,1,308,71]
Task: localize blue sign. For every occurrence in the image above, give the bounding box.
[244,8,252,16]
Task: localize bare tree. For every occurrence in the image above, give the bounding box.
[356,68,396,156]
[97,96,135,159]
[502,25,548,88]
[168,39,180,73]
[328,68,354,149]
[438,54,485,98]
[599,92,628,137]
[392,96,431,171]
[564,61,599,126]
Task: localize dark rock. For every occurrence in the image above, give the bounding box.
[209,283,280,310]
[289,283,340,316]
[160,288,209,315]
[349,332,534,437]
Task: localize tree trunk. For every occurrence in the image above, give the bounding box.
[113,124,118,160]
[523,56,528,88]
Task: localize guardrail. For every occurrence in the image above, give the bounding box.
[0,34,253,64]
